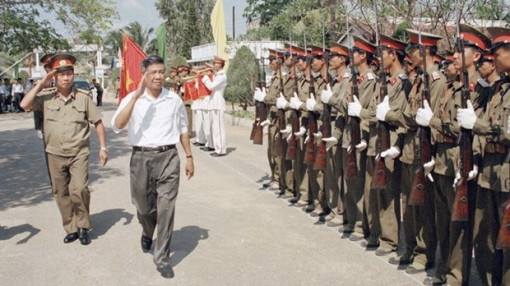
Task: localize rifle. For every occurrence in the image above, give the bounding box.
[408,12,431,206]
[314,51,330,171]
[345,18,361,179]
[274,62,286,157]
[371,6,391,190]
[253,57,267,145]
[451,18,473,221]
[250,58,261,141]
[497,151,510,249]
[286,59,299,160]
[304,55,318,165]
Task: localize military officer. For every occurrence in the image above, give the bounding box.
[20,54,108,245]
[457,26,510,286]
[178,65,193,135]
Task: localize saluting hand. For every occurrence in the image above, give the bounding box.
[133,73,147,99]
[40,69,57,88]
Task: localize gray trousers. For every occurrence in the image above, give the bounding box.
[130,147,180,268]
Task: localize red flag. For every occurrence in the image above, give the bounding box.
[119,34,147,102]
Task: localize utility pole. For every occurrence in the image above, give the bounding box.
[232,6,236,40]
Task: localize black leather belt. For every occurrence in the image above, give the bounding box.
[133,145,175,153]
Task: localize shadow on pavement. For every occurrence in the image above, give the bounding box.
[90,208,134,239]
[0,126,132,211]
[0,223,41,244]
[171,225,209,267]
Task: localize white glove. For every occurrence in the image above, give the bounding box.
[313,131,322,144]
[294,126,306,139]
[320,84,333,104]
[376,95,390,122]
[322,137,338,151]
[304,135,310,144]
[36,130,43,139]
[306,93,317,111]
[253,87,265,102]
[380,146,400,159]
[416,99,433,127]
[453,164,479,186]
[355,139,367,153]
[260,119,270,127]
[457,100,477,130]
[290,94,303,110]
[276,93,289,109]
[424,159,435,182]
[280,124,292,140]
[348,95,362,117]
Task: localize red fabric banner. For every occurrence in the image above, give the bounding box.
[119,34,147,102]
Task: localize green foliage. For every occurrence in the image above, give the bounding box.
[170,55,189,68]
[0,0,117,55]
[224,46,257,110]
[243,0,293,25]
[225,109,255,120]
[156,0,215,59]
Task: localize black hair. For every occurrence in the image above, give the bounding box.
[142,55,165,71]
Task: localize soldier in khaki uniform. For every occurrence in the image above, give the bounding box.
[457,26,510,286]
[345,36,378,241]
[388,30,441,274]
[416,25,491,285]
[372,35,411,256]
[318,42,351,227]
[288,49,312,207]
[20,54,108,245]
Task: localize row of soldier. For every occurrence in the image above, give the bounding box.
[166,58,228,157]
[251,24,510,286]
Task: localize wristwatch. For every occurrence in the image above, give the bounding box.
[100,146,108,152]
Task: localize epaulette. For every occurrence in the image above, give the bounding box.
[477,78,489,88]
[399,74,408,80]
[367,72,375,81]
[38,87,57,96]
[431,71,441,81]
[75,88,90,96]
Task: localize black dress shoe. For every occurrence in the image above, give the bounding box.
[201,147,215,151]
[193,142,205,146]
[141,235,152,253]
[288,197,299,204]
[78,228,91,245]
[157,265,175,278]
[63,232,79,243]
[303,205,315,213]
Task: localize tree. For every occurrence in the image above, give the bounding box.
[224,46,257,110]
[0,0,117,55]
[156,0,215,59]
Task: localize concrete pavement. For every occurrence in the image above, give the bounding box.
[0,94,427,285]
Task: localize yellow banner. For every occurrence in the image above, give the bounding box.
[210,0,228,71]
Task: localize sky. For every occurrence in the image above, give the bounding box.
[110,0,247,37]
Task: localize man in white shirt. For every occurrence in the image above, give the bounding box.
[111,55,194,278]
[202,56,228,156]
[12,77,24,112]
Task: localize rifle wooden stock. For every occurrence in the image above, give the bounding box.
[496,199,510,249]
[314,105,331,170]
[304,111,318,164]
[252,101,266,145]
[274,108,286,157]
[371,121,390,189]
[409,126,431,205]
[286,110,299,160]
[451,36,473,221]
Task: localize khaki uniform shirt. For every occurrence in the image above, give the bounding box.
[328,71,351,139]
[398,66,446,165]
[473,79,510,191]
[33,88,102,157]
[429,71,488,177]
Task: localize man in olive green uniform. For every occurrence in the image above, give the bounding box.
[389,30,441,274]
[288,50,312,207]
[318,42,351,227]
[261,50,285,191]
[345,36,378,240]
[372,35,411,256]
[416,25,491,284]
[20,54,108,245]
[304,46,328,218]
[457,26,510,286]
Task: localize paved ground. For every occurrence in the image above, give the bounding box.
[0,94,431,285]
